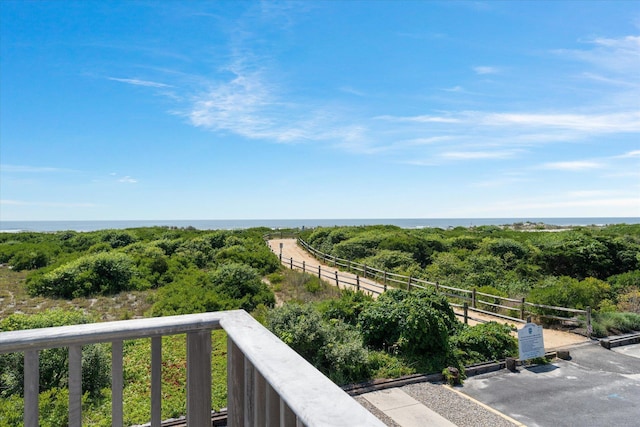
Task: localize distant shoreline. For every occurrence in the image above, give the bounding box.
[1,217,638,233]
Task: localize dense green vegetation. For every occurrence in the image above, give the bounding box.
[301,224,640,317]
[1,222,639,425]
[0,227,277,426]
[267,288,517,385]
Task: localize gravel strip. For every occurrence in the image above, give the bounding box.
[402,382,519,427]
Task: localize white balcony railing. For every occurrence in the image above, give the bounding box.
[0,310,384,427]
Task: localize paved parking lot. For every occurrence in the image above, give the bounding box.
[459,342,640,427]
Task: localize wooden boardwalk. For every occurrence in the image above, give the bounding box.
[267,238,589,350]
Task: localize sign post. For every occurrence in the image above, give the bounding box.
[518,322,545,361]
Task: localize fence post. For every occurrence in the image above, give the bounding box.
[586,306,592,338]
[335,271,339,287]
[318,265,321,278]
[520,297,526,320]
[472,288,477,309]
[383,271,387,291]
[356,275,360,291]
[302,261,305,273]
[290,257,293,269]
[435,282,440,292]
[407,275,412,291]
[348,259,351,272]
[363,265,367,279]
[463,302,468,325]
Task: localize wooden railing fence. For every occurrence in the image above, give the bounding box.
[265,234,591,335]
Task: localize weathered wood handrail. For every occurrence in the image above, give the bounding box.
[0,310,384,427]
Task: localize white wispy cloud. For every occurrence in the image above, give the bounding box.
[167,8,637,168]
[381,110,640,133]
[108,77,172,88]
[615,150,640,158]
[118,176,138,184]
[184,30,365,145]
[473,66,500,75]
[479,111,640,132]
[559,36,640,75]
[375,114,461,124]
[541,161,604,171]
[441,150,520,160]
[340,86,366,96]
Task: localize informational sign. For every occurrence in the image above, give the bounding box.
[518,322,545,361]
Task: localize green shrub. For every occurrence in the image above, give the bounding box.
[366,351,415,379]
[529,276,611,313]
[360,250,419,274]
[267,304,326,362]
[27,251,139,298]
[267,303,370,385]
[608,270,640,295]
[0,310,110,398]
[617,288,640,313]
[266,272,284,285]
[9,250,49,271]
[100,230,138,248]
[318,289,373,326]
[209,263,275,311]
[450,322,517,365]
[358,288,458,356]
[215,243,280,275]
[149,281,229,316]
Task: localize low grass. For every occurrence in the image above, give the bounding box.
[268,268,342,304]
[591,311,640,337]
[0,267,154,320]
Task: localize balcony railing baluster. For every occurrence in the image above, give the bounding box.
[24,350,39,427]
[255,369,267,425]
[112,340,124,427]
[69,345,82,427]
[266,379,280,425]
[151,336,162,427]
[227,337,244,426]
[244,357,255,425]
[281,398,296,426]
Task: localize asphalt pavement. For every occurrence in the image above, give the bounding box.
[458,341,640,427]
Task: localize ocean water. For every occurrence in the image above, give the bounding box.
[1,218,638,232]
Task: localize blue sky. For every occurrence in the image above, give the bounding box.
[1,1,639,221]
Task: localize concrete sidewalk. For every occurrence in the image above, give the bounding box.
[361,388,457,427]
